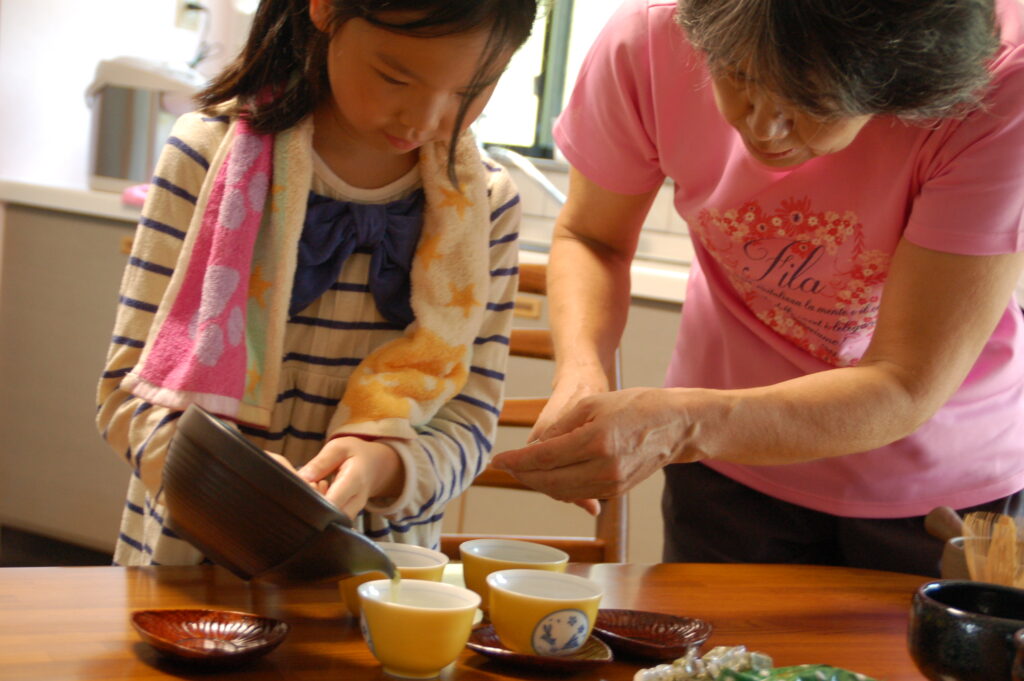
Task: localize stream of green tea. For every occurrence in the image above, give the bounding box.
[389,572,402,602]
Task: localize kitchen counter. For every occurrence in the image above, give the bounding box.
[0,179,689,304]
[0,179,142,224]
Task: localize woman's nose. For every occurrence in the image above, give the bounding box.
[746,98,793,142]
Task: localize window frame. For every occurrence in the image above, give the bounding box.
[481,0,574,159]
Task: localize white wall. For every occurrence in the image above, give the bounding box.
[0,0,625,190]
[0,0,247,188]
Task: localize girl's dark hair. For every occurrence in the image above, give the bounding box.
[676,0,1001,120]
[197,0,537,177]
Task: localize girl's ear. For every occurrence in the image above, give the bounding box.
[309,0,329,32]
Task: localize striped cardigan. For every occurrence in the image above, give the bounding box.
[96,112,522,566]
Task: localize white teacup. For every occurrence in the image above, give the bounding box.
[486,568,602,657]
[358,578,480,678]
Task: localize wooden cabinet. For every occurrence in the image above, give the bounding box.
[0,191,686,562]
[0,202,135,552]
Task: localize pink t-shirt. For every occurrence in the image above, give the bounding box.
[554,0,1024,517]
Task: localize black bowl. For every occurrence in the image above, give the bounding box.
[1016,629,1024,681]
[164,404,395,583]
[908,580,1024,681]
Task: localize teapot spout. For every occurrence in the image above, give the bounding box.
[344,528,399,581]
[257,521,397,584]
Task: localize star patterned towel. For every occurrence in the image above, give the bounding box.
[123,114,490,440]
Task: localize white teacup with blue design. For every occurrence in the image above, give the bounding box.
[486,569,603,656]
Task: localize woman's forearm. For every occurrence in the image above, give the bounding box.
[546,224,633,387]
[670,363,930,466]
[545,168,660,389]
[667,241,1024,466]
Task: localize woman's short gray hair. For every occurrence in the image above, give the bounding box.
[675,0,1000,120]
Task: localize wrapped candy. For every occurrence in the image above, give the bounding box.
[633,646,773,681]
[633,646,878,681]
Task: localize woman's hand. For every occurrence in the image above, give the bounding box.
[530,363,610,443]
[527,365,614,516]
[296,437,405,519]
[495,387,691,503]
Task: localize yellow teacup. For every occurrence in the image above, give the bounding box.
[486,568,603,657]
[358,578,480,678]
[338,542,449,616]
[459,539,568,605]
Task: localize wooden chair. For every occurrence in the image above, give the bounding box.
[439,263,628,563]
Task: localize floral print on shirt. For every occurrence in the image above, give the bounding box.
[695,197,891,367]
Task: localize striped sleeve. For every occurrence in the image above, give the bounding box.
[363,161,522,547]
[95,112,229,497]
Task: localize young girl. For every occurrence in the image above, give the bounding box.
[96,0,537,566]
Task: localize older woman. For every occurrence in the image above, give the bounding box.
[492,0,1024,575]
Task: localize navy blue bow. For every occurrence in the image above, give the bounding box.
[291,189,426,324]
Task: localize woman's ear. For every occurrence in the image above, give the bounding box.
[309,0,329,32]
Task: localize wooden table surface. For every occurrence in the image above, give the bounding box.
[0,563,930,680]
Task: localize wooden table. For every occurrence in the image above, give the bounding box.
[0,563,929,680]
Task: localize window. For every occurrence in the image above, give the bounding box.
[476,0,624,158]
[477,1,694,270]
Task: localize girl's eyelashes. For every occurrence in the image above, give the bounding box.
[376,67,484,100]
[377,68,471,96]
[376,70,408,86]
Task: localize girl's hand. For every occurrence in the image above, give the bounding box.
[297,437,405,519]
[265,451,328,494]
